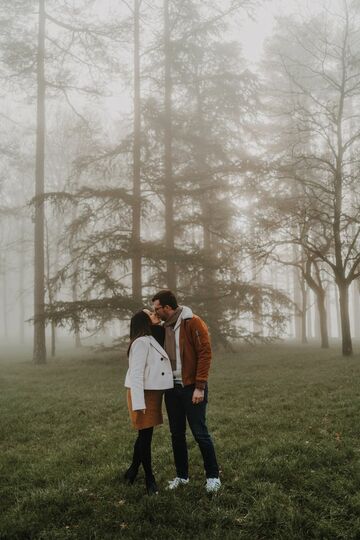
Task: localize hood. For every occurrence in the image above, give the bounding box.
[174,305,193,330]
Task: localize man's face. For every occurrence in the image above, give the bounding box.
[153,299,172,321]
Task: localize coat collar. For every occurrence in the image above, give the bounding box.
[149,335,169,358]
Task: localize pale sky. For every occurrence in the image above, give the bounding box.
[240,0,307,65]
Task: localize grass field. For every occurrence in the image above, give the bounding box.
[1,343,360,539]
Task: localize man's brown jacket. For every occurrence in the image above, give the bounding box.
[178,311,212,390]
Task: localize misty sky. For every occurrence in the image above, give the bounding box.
[241,0,323,63]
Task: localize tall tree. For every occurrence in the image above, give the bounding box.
[131,0,142,302]
[41,0,290,347]
[33,0,47,363]
[163,0,176,290]
[143,0,288,344]
[262,1,360,355]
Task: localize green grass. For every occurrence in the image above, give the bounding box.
[1,344,360,539]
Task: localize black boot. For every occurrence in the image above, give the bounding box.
[145,474,158,495]
[124,464,138,484]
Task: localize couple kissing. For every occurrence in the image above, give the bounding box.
[124,289,220,495]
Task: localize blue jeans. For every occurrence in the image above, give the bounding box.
[164,383,219,479]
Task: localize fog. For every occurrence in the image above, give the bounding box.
[1,0,360,360]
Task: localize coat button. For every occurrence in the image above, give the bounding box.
[161,372,164,375]
[161,357,164,361]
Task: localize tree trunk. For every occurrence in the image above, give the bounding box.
[316,289,329,348]
[333,282,341,338]
[304,259,329,348]
[72,268,81,348]
[194,66,218,340]
[337,281,353,356]
[45,220,56,357]
[72,289,81,347]
[132,0,142,302]
[2,256,8,339]
[300,274,307,344]
[352,280,360,340]
[326,285,332,339]
[314,291,321,342]
[33,0,47,364]
[292,249,302,341]
[51,219,62,357]
[164,0,176,290]
[51,321,56,357]
[252,259,262,335]
[307,289,313,339]
[19,216,25,344]
[70,176,81,348]
[285,266,293,337]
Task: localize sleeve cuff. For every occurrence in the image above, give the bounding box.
[195,380,206,390]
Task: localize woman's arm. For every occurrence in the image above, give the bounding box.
[128,339,148,411]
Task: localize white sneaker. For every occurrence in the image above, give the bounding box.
[206,477,221,493]
[167,477,189,490]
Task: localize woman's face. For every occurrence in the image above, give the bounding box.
[143,309,161,325]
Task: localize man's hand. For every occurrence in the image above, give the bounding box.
[192,388,204,404]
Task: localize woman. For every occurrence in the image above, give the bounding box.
[143,308,165,347]
[124,310,173,495]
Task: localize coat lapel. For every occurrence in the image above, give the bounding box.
[149,336,169,358]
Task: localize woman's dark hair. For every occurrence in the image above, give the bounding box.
[151,289,178,309]
[127,310,152,356]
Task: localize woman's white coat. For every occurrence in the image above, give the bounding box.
[124,335,174,411]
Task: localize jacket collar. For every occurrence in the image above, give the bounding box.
[149,335,169,358]
[174,305,193,330]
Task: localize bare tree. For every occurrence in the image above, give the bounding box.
[263,1,360,355]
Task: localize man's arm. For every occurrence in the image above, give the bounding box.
[190,316,212,390]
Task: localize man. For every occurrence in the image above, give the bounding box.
[152,289,221,493]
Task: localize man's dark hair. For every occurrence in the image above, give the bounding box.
[152,289,178,309]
